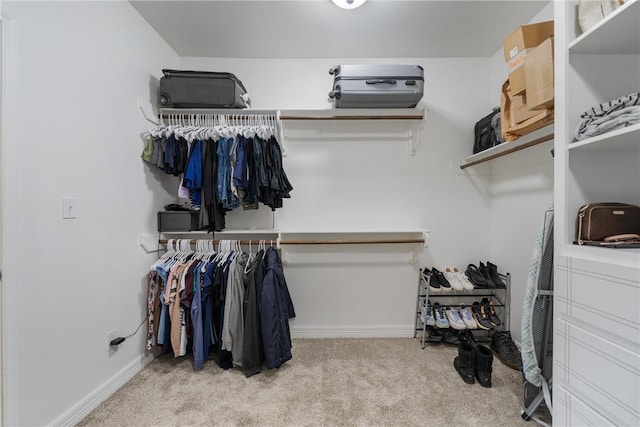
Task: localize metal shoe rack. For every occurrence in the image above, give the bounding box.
[414,268,511,348]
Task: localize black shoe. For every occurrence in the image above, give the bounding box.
[432,267,451,292]
[426,326,444,343]
[471,302,493,330]
[442,328,460,346]
[479,262,496,288]
[423,268,442,293]
[491,330,522,370]
[481,298,502,326]
[457,329,476,345]
[474,344,493,388]
[465,264,487,288]
[454,342,476,384]
[487,262,506,288]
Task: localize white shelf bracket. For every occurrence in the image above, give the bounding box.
[422,231,429,248]
[409,245,419,265]
[277,234,289,264]
[276,110,288,157]
[408,122,422,156]
[139,234,161,253]
[138,97,159,126]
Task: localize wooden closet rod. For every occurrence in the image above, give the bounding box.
[279,115,423,121]
[459,133,554,170]
[278,239,425,245]
[159,238,425,245]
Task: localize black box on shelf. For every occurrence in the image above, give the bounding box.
[157,211,200,232]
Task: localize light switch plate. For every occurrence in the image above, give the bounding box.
[62,197,77,219]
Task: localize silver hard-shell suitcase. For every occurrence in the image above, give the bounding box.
[328,64,424,108]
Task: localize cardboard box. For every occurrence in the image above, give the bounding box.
[525,37,554,110]
[512,93,539,124]
[503,20,554,95]
[508,66,527,96]
[501,78,554,142]
[503,20,554,62]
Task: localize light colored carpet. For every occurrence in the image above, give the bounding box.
[79,338,535,426]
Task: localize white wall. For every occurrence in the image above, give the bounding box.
[488,1,554,344]
[1,2,178,425]
[180,56,495,336]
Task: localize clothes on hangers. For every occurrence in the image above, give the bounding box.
[143,115,293,231]
[145,241,296,376]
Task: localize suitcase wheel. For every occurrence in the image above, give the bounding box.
[159,95,169,106]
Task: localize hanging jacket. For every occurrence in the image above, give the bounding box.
[259,247,296,369]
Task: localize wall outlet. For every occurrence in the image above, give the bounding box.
[107,329,117,350]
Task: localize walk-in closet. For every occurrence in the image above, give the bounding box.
[1,1,638,426]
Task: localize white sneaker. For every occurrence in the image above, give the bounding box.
[459,305,478,329]
[454,267,475,290]
[444,268,464,291]
[446,308,467,330]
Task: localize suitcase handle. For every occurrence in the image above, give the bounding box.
[329,85,342,100]
[366,79,397,85]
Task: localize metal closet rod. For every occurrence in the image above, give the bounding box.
[159,238,425,245]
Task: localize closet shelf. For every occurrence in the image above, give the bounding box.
[557,243,640,269]
[158,108,278,117]
[278,108,425,121]
[568,0,639,54]
[568,123,640,151]
[460,125,554,170]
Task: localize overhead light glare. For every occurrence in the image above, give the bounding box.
[331,0,367,10]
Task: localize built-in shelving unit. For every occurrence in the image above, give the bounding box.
[554,0,640,424]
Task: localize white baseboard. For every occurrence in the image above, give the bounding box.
[291,325,414,338]
[50,353,155,427]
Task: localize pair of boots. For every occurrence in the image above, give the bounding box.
[454,341,493,387]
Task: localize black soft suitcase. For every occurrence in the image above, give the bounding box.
[159,69,249,109]
[328,64,424,108]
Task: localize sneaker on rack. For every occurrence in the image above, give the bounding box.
[426,326,444,343]
[454,267,475,290]
[490,330,522,370]
[423,300,436,326]
[481,298,502,326]
[442,328,460,346]
[446,308,467,330]
[423,268,442,293]
[432,268,452,292]
[471,301,493,330]
[458,305,478,329]
[433,302,450,329]
[443,268,464,291]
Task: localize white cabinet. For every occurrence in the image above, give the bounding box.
[554,1,640,424]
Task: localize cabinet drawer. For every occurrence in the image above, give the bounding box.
[555,318,640,425]
[556,258,640,339]
[555,385,619,427]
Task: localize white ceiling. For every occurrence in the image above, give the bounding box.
[130,0,549,59]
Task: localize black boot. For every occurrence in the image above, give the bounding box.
[478,262,496,288]
[487,262,506,288]
[475,344,493,388]
[454,341,476,384]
